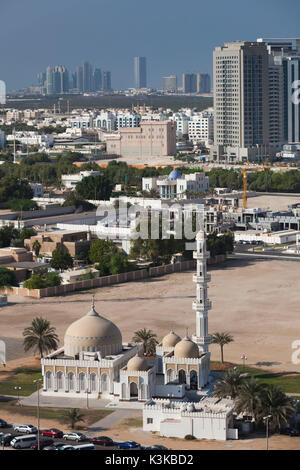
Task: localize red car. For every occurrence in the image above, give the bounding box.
[31,438,54,450]
[91,436,114,446]
[40,428,63,439]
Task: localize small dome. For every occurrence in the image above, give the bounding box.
[174,336,199,359]
[162,330,181,348]
[127,354,149,372]
[168,169,181,181]
[187,403,195,412]
[64,297,122,356]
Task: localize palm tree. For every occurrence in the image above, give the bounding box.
[234,378,265,424]
[32,240,41,257]
[63,408,85,430]
[212,332,234,363]
[23,317,59,358]
[261,385,294,431]
[132,328,158,356]
[213,369,245,399]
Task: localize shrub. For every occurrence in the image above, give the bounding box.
[184,435,196,440]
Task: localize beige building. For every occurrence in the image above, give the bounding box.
[211,41,273,162]
[106,121,176,157]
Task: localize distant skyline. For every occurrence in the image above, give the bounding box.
[1,0,300,90]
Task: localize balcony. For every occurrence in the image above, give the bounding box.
[193,274,211,284]
[193,251,210,260]
[192,300,212,311]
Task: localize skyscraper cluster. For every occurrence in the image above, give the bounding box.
[38,61,112,95]
[162,73,211,93]
[211,38,300,162]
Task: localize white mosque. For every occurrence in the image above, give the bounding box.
[41,230,216,403]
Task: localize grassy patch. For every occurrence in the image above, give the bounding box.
[213,362,300,394]
[0,400,113,427]
[0,367,42,396]
[121,417,143,428]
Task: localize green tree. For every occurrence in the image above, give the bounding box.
[261,385,294,431]
[32,240,41,257]
[0,267,18,287]
[50,246,73,271]
[23,272,61,289]
[109,251,134,275]
[132,328,158,356]
[75,174,113,200]
[89,239,117,275]
[0,226,20,248]
[213,369,245,399]
[234,378,265,424]
[63,408,85,430]
[212,332,234,363]
[23,317,59,358]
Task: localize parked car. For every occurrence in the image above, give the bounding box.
[31,438,54,450]
[0,433,21,447]
[280,427,299,437]
[147,445,169,450]
[0,419,12,428]
[62,432,89,442]
[40,428,63,438]
[72,443,95,451]
[91,436,114,446]
[43,442,66,451]
[10,434,38,449]
[13,424,37,434]
[117,441,140,449]
[57,444,75,450]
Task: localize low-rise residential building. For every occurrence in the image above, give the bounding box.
[142,169,210,200]
[143,398,237,441]
[61,170,100,189]
[0,247,48,282]
[24,230,92,258]
[106,121,176,157]
[6,131,54,148]
[188,110,214,145]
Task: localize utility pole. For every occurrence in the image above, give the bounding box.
[33,379,42,450]
[263,415,272,450]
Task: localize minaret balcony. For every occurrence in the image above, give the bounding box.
[193,300,212,311]
[193,273,211,283]
[192,334,212,345]
[193,251,210,260]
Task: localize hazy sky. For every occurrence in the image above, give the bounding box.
[1,0,300,90]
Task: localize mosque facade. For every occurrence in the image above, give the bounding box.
[41,230,214,403]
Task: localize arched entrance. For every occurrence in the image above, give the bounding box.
[190,370,198,390]
[178,369,186,384]
[57,371,64,390]
[130,382,138,399]
[68,372,75,391]
[101,374,109,393]
[46,371,53,389]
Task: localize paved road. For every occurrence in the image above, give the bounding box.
[88,409,140,434]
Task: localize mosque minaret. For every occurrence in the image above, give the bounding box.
[192,229,212,353]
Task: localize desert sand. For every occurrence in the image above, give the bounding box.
[0,257,300,373]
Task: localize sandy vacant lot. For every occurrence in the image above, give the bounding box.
[0,257,300,373]
[246,193,300,212]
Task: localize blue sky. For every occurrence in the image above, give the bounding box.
[1,0,300,90]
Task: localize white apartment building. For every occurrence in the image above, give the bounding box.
[142,169,210,200]
[93,112,116,131]
[188,110,214,145]
[29,183,43,198]
[171,113,190,139]
[61,170,101,189]
[115,112,141,130]
[6,132,54,148]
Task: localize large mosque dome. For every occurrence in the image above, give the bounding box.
[174,336,199,359]
[168,169,181,180]
[64,298,122,357]
[162,330,181,348]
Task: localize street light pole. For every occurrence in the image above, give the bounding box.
[86,388,89,409]
[14,386,22,405]
[241,354,247,370]
[263,415,272,450]
[34,379,42,451]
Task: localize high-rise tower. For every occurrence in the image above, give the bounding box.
[134,57,147,89]
[192,230,212,353]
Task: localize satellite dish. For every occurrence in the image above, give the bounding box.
[0,340,6,366]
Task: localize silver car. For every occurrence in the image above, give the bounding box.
[13,424,37,434]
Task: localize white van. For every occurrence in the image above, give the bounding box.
[10,434,37,449]
[72,443,95,450]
